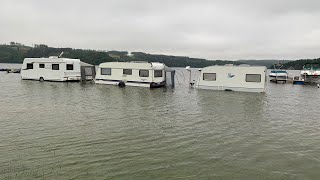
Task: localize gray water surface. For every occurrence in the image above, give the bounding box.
[0,64,320,179]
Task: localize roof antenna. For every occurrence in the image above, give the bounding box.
[59,52,64,58]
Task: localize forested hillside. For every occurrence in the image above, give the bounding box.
[238,60,291,68]
[1,42,317,69]
[0,42,114,65]
[280,58,320,70]
[0,42,240,68]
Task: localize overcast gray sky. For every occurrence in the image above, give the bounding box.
[1,0,320,60]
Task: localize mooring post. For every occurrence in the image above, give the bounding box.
[171,70,175,88]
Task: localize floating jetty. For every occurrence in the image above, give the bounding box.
[270,76,304,85]
[269,75,320,86]
[270,78,287,83]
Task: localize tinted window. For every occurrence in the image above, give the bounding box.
[246,74,261,82]
[203,73,216,81]
[139,70,149,77]
[66,64,73,70]
[123,69,132,75]
[154,70,163,77]
[101,68,111,75]
[27,63,33,69]
[39,64,45,68]
[52,64,59,70]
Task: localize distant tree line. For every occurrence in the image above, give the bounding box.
[280,58,320,70]
[128,52,240,68]
[0,43,240,67]
[1,42,319,69]
[0,43,115,65]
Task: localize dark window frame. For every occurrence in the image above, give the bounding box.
[139,70,149,77]
[154,70,163,77]
[101,68,111,75]
[52,64,59,70]
[245,74,261,82]
[203,73,216,81]
[26,63,33,69]
[123,69,132,75]
[66,64,74,70]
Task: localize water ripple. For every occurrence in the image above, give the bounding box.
[1,67,320,179]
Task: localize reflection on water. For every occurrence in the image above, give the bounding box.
[0,64,320,179]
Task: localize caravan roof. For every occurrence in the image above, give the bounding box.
[98,61,165,70]
[23,57,80,63]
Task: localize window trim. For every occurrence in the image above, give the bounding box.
[139,70,149,77]
[26,63,33,69]
[154,70,163,78]
[101,68,111,75]
[52,64,60,70]
[203,73,216,81]
[245,74,261,83]
[123,69,132,75]
[66,64,74,70]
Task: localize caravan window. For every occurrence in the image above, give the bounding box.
[246,74,261,82]
[123,69,132,75]
[101,68,111,75]
[203,73,216,81]
[39,64,45,68]
[52,64,59,70]
[139,70,149,77]
[154,70,163,77]
[27,63,33,69]
[66,64,74,70]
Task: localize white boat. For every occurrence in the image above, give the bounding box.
[95,61,174,88]
[21,56,95,81]
[269,70,288,83]
[301,63,320,84]
[269,70,288,78]
[268,63,288,83]
[195,64,267,93]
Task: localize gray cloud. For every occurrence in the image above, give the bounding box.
[1,0,320,60]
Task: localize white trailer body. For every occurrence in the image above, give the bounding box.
[196,65,267,93]
[21,57,82,81]
[95,61,167,88]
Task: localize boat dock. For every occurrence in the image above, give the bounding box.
[270,78,287,83]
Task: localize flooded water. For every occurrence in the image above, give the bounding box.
[0,64,320,179]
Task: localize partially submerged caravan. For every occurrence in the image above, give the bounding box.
[95,61,175,88]
[195,65,267,93]
[21,57,95,81]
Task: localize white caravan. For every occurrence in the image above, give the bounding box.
[196,65,267,93]
[21,57,93,81]
[95,61,168,88]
